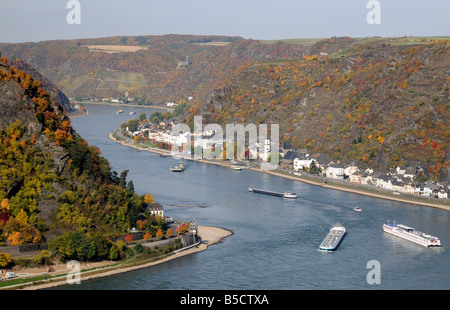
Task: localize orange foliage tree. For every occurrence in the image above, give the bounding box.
[155,229,164,238]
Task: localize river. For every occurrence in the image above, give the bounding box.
[57,103,449,290]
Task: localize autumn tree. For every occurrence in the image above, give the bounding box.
[155,229,164,238]
[143,231,152,240]
[124,234,133,242]
[144,194,154,204]
[0,253,12,268]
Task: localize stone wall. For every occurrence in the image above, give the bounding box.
[0,243,48,257]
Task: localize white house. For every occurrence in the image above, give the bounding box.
[259,139,272,161]
[396,166,406,175]
[423,184,433,197]
[345,165,359,177]
[311,154,332,174]
[376,174,393,190]
[326,163,345,179]
[403,168,416,179]
[438,189,448,199]
[349,170,363,183]
[293,154,314,171]
[396,166,416,179]
[147,203,164,217]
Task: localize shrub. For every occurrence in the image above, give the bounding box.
[124,234,133,242]
[34,250,52,266]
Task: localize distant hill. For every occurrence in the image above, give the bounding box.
[0,34,307,104]
[1,35,448,181]
[186,37,450,181]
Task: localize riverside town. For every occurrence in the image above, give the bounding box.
[115,111,449,203]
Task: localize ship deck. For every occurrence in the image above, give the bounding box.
[319,225,346,251]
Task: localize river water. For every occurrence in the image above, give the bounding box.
[57,103,449,290]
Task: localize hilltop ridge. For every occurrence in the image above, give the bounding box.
[1,35,448,181]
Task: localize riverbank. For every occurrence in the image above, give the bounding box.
[68,109,89,118]
[261,169,450,211]
[7,225,231,290]
[108,130,450,211]
[74,101,173,111]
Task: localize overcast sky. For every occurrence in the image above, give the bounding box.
[1,0,449,43]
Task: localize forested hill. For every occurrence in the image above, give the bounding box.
[186,38,450,182]
[0,35,448,182]
[0,57,153,257]
[7,58,72,112]
[0,34,308,103]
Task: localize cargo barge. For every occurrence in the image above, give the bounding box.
[319,224,346,251]
[248,186,297,199]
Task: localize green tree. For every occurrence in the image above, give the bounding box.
[126,119,139,132]
[308,161,321,175]
[127,180,135,194]
[119,170,129,189]
[34,250,51,266]
[109,243,119,260]
[48,230,90,261]
[139,113,147,121]
[89,233,110,261]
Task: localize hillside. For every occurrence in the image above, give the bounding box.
[0,57,156,260]
[186,38,450,181]
[1,35,448,182]
[0,34,307,103]
[7,58,72,112]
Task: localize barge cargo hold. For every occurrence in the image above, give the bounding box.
[248,186,297,199]
[319,224,346,251]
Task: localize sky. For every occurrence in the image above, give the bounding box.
[0,0,449,43]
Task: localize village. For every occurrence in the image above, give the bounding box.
[123,115,450,203]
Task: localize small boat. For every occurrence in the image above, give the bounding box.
[353,207,362,212]
[129,111,136,115]
[116,109,123,114]
[170,162,185,172]
[231,165,242,171]
[283,191,297,199]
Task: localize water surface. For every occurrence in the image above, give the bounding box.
[57,103,450,290]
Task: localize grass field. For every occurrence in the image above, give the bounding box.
[98,71,147,92]
[84,45,148,53]
[261,36,450,46]
[192,41,232,46]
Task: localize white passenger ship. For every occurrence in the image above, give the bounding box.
[382,221,441,247]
